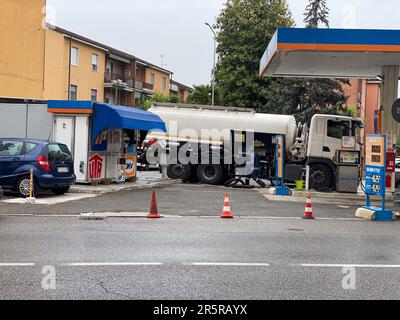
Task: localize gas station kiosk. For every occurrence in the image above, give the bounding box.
[47,101,166,184]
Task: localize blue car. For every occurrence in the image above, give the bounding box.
[0,139,76,197]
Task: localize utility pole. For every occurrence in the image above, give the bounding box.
[205,23,216,107]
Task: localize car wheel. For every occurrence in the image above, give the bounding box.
[17,175,37,198]
[197,164,224,185]
[167,164,191,180]
[310,164,333,191]
[52,186,70,195]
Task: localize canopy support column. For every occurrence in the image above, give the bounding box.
[381,65,399,137]
[381,65,399,193]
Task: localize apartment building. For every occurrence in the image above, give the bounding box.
[44,26,107,102]
[46,26,173,107]
[0,0,46,99]
[342,79,381,141]
[0,0,176,107]
[170,80,192,103]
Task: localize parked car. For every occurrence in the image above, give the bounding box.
[0,139,76,197]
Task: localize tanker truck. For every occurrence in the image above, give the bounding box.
[146,102,363,190]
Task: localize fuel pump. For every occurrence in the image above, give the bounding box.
[333,136,361,193]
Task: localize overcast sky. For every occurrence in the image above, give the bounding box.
[47,0,400,87]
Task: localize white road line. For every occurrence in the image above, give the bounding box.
[184,262,270,267]
[63,262,163,266]
[0,263,35,267]
[301,264,400,268]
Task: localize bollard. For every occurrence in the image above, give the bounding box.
[25,168,36,205]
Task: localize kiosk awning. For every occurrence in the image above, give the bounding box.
[92,103,166,142]
[260,28,400,78]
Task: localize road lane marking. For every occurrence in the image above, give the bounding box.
[301,264,400,268]
[0,263,35,266]
[63,262,163,266]
[184,262,270,267]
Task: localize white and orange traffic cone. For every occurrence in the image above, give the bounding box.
[303,194,314,219]
[221,193,234,219]
[147,191,161,219]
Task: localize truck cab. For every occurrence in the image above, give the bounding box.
[306,114,363,190]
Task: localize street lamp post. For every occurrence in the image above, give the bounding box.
[205,23,216,107]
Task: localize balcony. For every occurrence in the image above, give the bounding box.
[135,81,143,90]
[143,82,154,92]
[170,83,179,93]
[134,81,154,92]
[105,70,133,85]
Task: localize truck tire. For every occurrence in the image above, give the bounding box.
[197,164,224,185]
[167,164,191,180]
[310,164,333,191]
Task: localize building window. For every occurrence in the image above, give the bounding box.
[162,77,167,91]
[71,47,79,66]
[91,89,98,102]
[150,73,155,85]
[92,53,99,72]
[69,85,78,101]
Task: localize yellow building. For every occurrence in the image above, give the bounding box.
[170,80,192,103]
[44,26,107,102]
[144,64,171,96]
[0,0,46,99]
[1,2,175,106]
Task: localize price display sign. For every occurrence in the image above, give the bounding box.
[365,135,386,196]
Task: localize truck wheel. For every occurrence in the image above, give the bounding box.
[197,164,224,185]
[167,164,191,180]
[310,164,333,191]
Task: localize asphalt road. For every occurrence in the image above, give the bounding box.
[1,215,400,300]
[0,183,376,219]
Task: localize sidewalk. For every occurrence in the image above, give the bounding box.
[70,171,180,194]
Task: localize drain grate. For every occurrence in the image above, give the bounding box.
[79,216,106,221]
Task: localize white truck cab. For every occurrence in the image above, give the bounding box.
[308,115,363,160]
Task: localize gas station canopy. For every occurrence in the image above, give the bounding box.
[260,28,400,79]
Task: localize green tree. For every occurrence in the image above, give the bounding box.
[187,84,223,105]
[304,0,329,28]
[276,78,349,124]
[138,93,179,110]
[215,0,294,109]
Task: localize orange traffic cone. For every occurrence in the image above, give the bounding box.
[303,194,314,219]
[148,191,161,218]
[221,193,234,219]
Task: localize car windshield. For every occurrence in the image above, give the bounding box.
[45,144,72,161]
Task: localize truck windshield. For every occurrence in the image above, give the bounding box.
[327,120,350,139]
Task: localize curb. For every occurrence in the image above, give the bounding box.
[69,179,182,195]
[291,190,394,202]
